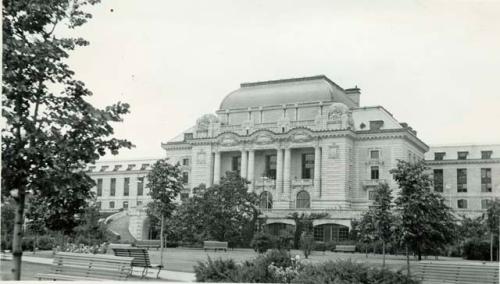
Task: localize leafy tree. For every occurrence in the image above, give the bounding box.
[73,203,111,245]
[457,215,487,241]
[390,160,455,262]
[145,159,183,265]
[286,212,328,249]
[369,182,395,267]
[2,0,132,279]
[1,199,16,246]
[485,198,500,261]
[300,231,315,258]
[356,210,376,257]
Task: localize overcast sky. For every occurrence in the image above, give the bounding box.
[64,0,500,160]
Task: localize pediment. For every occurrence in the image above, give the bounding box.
[288,130,313,143]
[253,132,274,145]
[218,133,239,146]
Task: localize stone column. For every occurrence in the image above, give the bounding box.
[241,150,248,179]
[276,148,283,196]
[214,151,221,184]
[283,148,291,199]
[247,150,255,192]
[314,146,321,198]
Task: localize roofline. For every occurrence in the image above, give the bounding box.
[90,157,161,164]
[240,75,346,92]
[428,143,500,148]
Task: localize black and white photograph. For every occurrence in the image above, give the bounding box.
[1,0,500,283]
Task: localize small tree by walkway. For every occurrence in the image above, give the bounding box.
[370,182,395,268]
[485,198,500,261]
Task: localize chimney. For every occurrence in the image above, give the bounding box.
[345,86,361,107]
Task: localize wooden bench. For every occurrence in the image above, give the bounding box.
[334,245,356,253]
[203,241,228,252]
[112,247,163,278]
[36,252,133,281]
[134,240,161,250]
[414,262,499,284]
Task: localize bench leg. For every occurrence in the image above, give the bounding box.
[141,267,148,279]
[156,267,162,279]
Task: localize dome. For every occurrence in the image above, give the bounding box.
[219,75,356,110]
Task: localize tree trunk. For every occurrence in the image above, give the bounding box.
[11,192,26,280]
[382,241,386,268]
[417,242,422,261]
[365,245,368,258]
[490,232,493,262]
[406,245,410,278]
[160,215,165,267]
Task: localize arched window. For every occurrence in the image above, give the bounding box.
[296,191,310,209]
[259,191,273,210]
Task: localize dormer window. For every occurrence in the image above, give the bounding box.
[457,151,468,160]
[126,164,136,171]
[434,152,445,161]
[100,165,109,172]
[481,151,492,159]
[140,163,149,170]
[370,150,380,159]
[113,165,122,171]
[369,120,384,130]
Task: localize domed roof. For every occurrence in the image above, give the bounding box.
[219,75,356,110]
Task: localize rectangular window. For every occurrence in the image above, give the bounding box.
[457,168,467,192]
[182,172,189,184]
[457,199,467,209]
[109,201,115,209]
[137,200,143,206]
[265,155,277,179]
[313,226,324,242]
[182,158,190,166]
[124,177,129,196]
[123,201,128,209]
[110,178,116,196]
[137,177,144,196]
[100,165,109,172]
[113,165,122,171]
[457,151,468,160]
[481,199,491,210]
[371,166,379,180]
[481,168,492,192]
[140,163,149,170]
[369,120,384,130]
[370,150,380,159]
[481,151,492,159]
[434,152,445,160]
[231,156,241,174]
[302,153,315,179]
[433,169,443,192]
[97,178,103,197]
[126,164,135,171]
[368,190,376,200]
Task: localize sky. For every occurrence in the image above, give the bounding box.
[63,0,500,160]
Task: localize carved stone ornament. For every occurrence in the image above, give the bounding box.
[327,103,349,121]
[328,144,339,159]
[253,133,274,145]
[218,133,239,146]
[289,131,313,143]
[197,150,206,164]
[196,113,219,131]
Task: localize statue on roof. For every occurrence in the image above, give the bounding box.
[196,114,219,131]
[327,103,354,129]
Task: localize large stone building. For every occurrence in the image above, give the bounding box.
[426,144,500,216]
[161,75,429,242]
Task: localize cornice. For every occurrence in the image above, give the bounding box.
[87,170,150,176]
[426,158,500,166]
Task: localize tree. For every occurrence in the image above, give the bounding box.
[485,198,500,261]
[73,202,111,245]
[390,160,455,263]
[286,212,328,249]
[357,210,376,258]
[2,0,132,279]
[146,159,183,266]
[370,182,395,267]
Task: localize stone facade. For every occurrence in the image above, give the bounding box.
[162,75,428,242]
[426,144,500,216]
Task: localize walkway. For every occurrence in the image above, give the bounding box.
[107,213,136,243]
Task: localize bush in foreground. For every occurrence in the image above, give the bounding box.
[251,232,276,253]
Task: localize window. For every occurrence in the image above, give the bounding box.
[371,166,379,180]
[434,152,445,161]
[368,190,376,200]
[182,172,189,184]
[126,164,135,171]
[182,158,190,166]
[140,163,149,170]
[457,151,468,160]
[457,199,467,209]
[123,201,128,209]
[109,201,115,209]
[296,191,310,209]
[137,177,144,196]
[137,200,143,206]
[457,169,467,192]
[113,165,122,171]
[481,151,492,159]
[87,166,96,172]
[302,153,315,179]
[124,177,130,196]
[313,226,324,242]
[231,156,241,174]
[259,191,273,210]
[97,179,103,197]
[110,178,116,196]
[96,201,101,209]
[265,155,277,179]
[433,169,443,192]
[370,150,380,159]
[481,199,492,209]
[369,120,384,130]
[337,226,349,242]
[481,168,492,192]
[100,165,109,172]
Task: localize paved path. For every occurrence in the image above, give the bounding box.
[107,214,136,242]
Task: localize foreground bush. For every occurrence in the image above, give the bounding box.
[463,238,498,261]
[194,250,420,283]
[251,232,276,253]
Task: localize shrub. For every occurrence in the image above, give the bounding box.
[251,232,275,254]
[36,236,56,250]
[314,241,326,252]
[291,260,419,284]
[463,238,498,261]
[299,232,314,258]
[275,228,294,250]
[194,257,240,282]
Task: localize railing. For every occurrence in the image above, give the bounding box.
[289,120,315,128]
[361,179,386,189]
[254,177,276,189]
[291,179,313,187]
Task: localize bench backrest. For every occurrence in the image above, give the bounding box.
[136,240,160,245]
[335,245,355,250]
[204,241,228,248]
[112,247,152,268]
[51,252,133,280]
[415,262,499,284]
